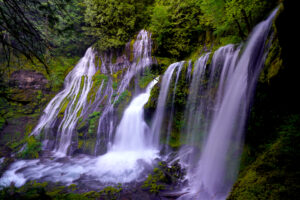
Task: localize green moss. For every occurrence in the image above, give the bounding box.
[17,136,42,159]
[73,76,86,109]
[95,54,102,68]
[77,139,84,149]
[77,107,83,118]
[112,82,118,90]
[99,185,122,200]
[87,72,108,103]
[114,90,131,107]
[0,117,5,130]
[139,68,155,88]
[82,138,96,154]
[260,37,283,83]
[49,56,80,92]
[112,69,124,82]
[129,39,135,62]
[88,111,101,137]
[155,57,174,73]
[58,98,70,118]
[142,168,166,194]
[144,81,160,110]
[228,115,300,200]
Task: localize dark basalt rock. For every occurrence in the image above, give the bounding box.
[9,70,49,91]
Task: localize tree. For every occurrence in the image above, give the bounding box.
[0,0,72,73]
[84,0,148,51]
[150,0,204,58]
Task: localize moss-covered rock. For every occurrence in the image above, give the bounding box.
[228,115,300,200]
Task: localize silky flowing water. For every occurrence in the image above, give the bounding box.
[0,9,278,200]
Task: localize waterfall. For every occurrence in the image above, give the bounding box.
[165,62,184,151]
[0,77,159,188]
[180,9,278,200]
[112,79,158,151]
[88,79,159,183]
[0,7,278,196]
[0,30,158,188]
[94,30,153,155]
[183,54,209,148]
[30,48,96,156]
[151,62,184,148]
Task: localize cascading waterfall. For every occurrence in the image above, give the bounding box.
[95,30,153,154]
[180,9,278,200]
[112,79,158,151]
[165,62,184,151]
[0,30,160,188]
[89,79,159,183]
[0,7,278,198]
[30,48,96,155]
[151,62,184,147]
[0,73,159,188]
[183,54,210,148]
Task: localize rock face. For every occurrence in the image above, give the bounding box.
[7,70,49,103]
[9,70,49,90]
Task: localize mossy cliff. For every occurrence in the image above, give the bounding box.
[0,0,298,199]
[228,1,300,199]
[0,55,79,165]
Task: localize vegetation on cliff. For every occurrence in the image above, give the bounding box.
[0,0,298,199]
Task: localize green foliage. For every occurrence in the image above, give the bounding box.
[83,0,153,51]
[0,0,73,73]
[150,0,203,58]
[51,0,93,57]
[144,80,160,110]
[260,36,282,83]
[148,0,277,58]
[93,72,108,86]
[18,136,42,159]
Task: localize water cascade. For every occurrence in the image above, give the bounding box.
[30,48,96,155]
[0,77,159,188]
[0,30,158,188]
[0,8,279,199]
[165,61,185,151]
[180,9,278,199]
[95,30,153,154]
[151,62,184,148]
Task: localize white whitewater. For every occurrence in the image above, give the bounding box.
[93,78,159,183]
[112,79,158,151]
[0,80,159,188]
[180,9,278,200]
[30,48,96,155]
[0,30,158,188]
